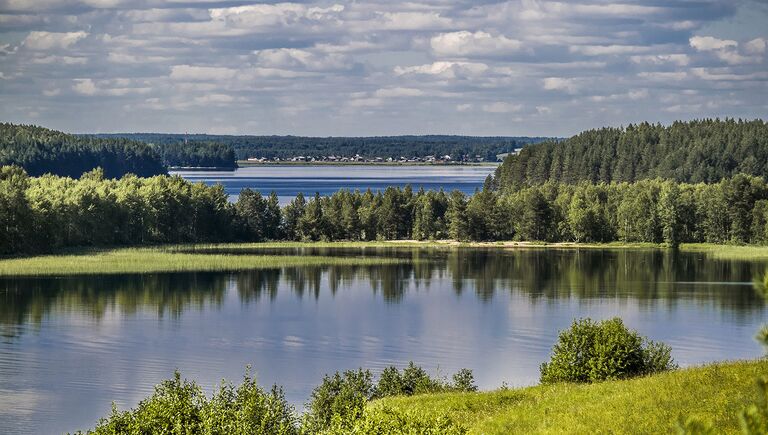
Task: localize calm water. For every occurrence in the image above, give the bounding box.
[1,247,767,433]
[171,165,497,203]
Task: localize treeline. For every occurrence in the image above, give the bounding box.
[0,123,166,178]
[4,166,768,255]
[102,133,550,161]
[495,119,768,189]
[156,141,237,169]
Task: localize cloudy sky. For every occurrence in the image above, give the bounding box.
[0,0,766,136]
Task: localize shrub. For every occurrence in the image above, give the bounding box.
[540,318,676,384]
[82,370,298,435]
[373,362,477,399]
[302,369,374,433]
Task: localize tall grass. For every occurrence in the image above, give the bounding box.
[0,247,403,276]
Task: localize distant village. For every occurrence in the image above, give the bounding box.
[245,151,519,164]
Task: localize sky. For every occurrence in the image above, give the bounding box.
[0,0,766,137]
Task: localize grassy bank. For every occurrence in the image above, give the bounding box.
[1,241,767,276]
[0,247,403,276]
[367,359,767,434]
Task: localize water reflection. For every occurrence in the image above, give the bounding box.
[1,249,765,334]
[0,248,766,434]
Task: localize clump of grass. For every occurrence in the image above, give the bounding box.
[0,247,404,276]
[681,244,768,261]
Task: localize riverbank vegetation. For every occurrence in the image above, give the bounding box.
[0,247,403,276]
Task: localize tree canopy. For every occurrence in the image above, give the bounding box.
[495,119,768,190]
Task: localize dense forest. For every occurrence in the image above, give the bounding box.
[495,119,768,189]
[155,141,237,169]
[99,133,549,161]
[3,164,768,255]
[0,123,166,178]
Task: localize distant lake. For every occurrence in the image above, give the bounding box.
[171,165,497,203]
[1,247,767,434]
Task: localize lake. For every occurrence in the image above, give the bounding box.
[0,247,766,433]
[171,165,497,203]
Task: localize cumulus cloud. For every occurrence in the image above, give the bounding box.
[430,31,522,57]
[689,36,737,51]
[170,65,238,81]
[542,77,579,93]
[482,102,522,113]
[0,0,766,135]
[394,61,489,78]
[23,31,88,50]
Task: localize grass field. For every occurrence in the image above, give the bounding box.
[367,359,768,434]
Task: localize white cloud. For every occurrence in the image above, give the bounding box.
[542,77,578,93]
[72,78,97,95]
[374,87,424,98]
[394,61,489,78]
[23,31,88,50]
[430,31,522,57]
[744,38,766,55]
[32,55,87,65]
[630,54,689,66]
[689,36,737,51]
[170,65,238,81]
[570,45,649,56]
[373,12,451,30]
[254,48,349,71]
[482,102,522,113]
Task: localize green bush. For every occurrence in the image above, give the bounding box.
[540,318,676,384]
[373,362,476,399]
[302,369,374,433]
[81,370,298,435]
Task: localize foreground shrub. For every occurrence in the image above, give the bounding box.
[374,362,477,399]
[302,369,375,434]
[82,370,298,435]
[540,317,676,383]
[305,363,476,433]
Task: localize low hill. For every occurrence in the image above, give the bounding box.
[0,123,166,178]
[495,119,768,190]
[366,359,767,434]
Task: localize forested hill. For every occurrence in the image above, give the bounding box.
[0,123,166,178]
[494,119,768,190]
[99,133,551,161]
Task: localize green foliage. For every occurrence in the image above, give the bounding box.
[303,369,374,433]
[83,370,298,435]
[104,133,546,161]
[304,363,476,433]
[322,406,467,435]
[0,123,166,178]
[375,360,768,434]
[739,377,768,435]
[156,141,236,169]
[496,119,768,189]
[540,317,676,383]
